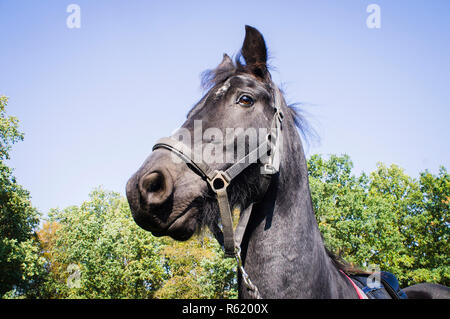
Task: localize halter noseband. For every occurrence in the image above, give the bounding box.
[152,83,284,260]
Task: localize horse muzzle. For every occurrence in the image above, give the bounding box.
[126,150,202,240]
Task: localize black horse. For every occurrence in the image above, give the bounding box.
[126,26,449,299]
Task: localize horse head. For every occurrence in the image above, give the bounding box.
[126,26,294,244]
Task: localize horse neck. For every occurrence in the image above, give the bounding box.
[239,116,357,299]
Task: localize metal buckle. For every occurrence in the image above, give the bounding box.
[261,163,277,175]
[208,171,230,193]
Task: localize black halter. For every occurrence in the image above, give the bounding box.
[152,82,284,257]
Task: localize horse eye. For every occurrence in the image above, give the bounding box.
[237,95,254,107]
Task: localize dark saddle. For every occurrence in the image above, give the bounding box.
[350,271,408,299]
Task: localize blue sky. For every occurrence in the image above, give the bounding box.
[1,0,449,214]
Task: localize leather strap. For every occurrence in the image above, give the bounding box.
[216,187,235,257]
[153,137,216,181]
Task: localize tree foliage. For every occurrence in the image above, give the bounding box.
[40,189,165,298]
[0,95,45,298]
[155,235,237,299]
[308,154,449,287]
[35,188,237,299]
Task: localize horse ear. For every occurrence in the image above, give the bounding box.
[201,53,234,89]
[213,53,235,81]
[241,25,269,80]
[217,53,234,70]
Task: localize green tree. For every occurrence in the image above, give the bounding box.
[0,95,45,298]
[367,163,420,283]
[155,235,237,299]
[38,187,237,299]
[307,154,449,287]
[44,188,166,298]
[406,167,449,285]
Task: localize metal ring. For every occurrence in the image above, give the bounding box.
[208,172,230,192]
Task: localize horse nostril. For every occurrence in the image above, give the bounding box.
[138,170,173,207]
[142,172,164,194]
